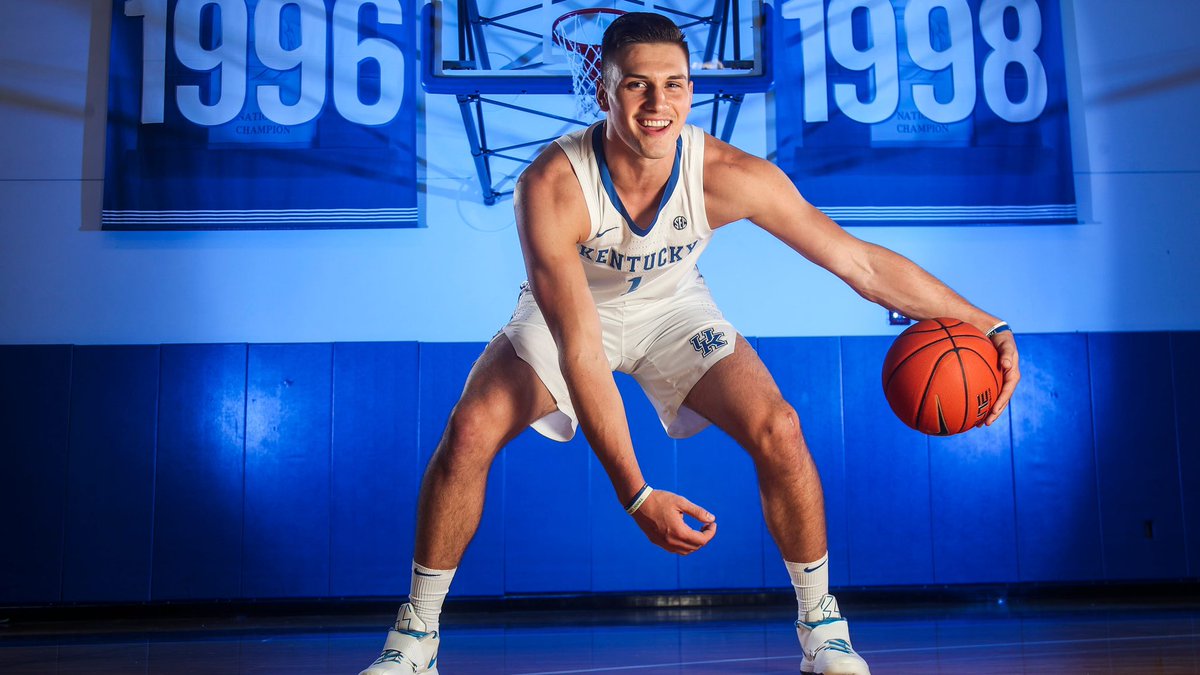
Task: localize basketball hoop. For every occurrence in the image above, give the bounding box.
[552,8,625,119]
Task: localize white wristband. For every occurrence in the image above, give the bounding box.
[985,321,1011,338]
[625,484,653,515]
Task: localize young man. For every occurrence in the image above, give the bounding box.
[362,12,1019,675]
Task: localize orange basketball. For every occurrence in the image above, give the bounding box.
[882,318,1001,436]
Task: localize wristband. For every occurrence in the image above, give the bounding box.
[985,321,1011,338]
[625,484,653,515]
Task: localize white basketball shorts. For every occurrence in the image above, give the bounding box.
[500,276,737,441]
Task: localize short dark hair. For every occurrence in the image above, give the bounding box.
[600,12,689,84]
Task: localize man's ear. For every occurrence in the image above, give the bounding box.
[596,79,611,112]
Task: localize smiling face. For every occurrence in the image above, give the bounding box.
[597,41,693,163]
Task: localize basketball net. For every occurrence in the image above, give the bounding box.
[552,8,625,120]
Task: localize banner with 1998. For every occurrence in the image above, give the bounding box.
[104,0,418,230]
[774,0,1075,225]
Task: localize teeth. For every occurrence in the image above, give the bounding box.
[640,120,670,128]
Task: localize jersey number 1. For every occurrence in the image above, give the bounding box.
[624,276,643,295]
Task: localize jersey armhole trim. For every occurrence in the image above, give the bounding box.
[555,124,605,239]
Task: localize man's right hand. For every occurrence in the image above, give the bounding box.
[631,490,717,555]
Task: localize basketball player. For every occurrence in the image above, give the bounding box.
[362,12,1019,675]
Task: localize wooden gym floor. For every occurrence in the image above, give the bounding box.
[2,592,1199,674]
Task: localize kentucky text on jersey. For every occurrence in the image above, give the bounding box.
[578,240,701,272]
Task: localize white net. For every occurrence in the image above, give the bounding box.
[552,9,625,120]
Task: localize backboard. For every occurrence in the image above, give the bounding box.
[422,0,772,94]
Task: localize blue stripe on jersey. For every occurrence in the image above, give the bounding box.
[592,123,683,238]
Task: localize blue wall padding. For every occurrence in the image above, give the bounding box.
[672,338,763,586]
[154,344,248,599]
[243,343,333,597]
[62,346,159,602]
[416,342,504,597]
[841,336,935,586]
[676,338,764,591]
[589,374,680,593]
[3,331,1200,604]
[1089,333,1188,579]
[930,423,1019,583]
[0,346,71,602]
[504,429,593,594]
[330,342,421,597]
[1009,333,1104,582]
[757,337,848,586]
[681,420,763,588]
[1172,332,1200,576]
[677,423,765,590]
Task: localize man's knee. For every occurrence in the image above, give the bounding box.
[744,403,807,467]
[433,403,509,475]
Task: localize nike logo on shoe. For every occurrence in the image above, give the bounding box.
[374,649,417,667]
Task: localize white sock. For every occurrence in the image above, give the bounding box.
[409,561,456,631]
[784,552,830,619]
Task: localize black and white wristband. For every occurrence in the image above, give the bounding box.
[985,321,1012,338]
[625,483,653,515]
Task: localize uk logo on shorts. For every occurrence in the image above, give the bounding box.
[690,328,728,357]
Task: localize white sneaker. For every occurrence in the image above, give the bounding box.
[359,603,441,674]
[795,595,871,675]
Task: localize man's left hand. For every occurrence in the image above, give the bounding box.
[983,330,1019,426]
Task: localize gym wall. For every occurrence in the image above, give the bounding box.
[1,0,1198,603]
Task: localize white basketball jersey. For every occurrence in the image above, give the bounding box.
[555,122,712,305]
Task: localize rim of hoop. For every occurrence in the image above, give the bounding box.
[551,7,626,53]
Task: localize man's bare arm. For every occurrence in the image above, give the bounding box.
[704,137,1019,425]
[515,148,716,552]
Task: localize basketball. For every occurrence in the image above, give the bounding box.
[882,318,1001,436]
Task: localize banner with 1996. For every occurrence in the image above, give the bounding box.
[104,0,418,230]
[774,0,1075,225]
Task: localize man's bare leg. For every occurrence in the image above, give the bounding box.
[415,334,558,569]
[682,335,871,675]
[682,335,826,563]
[361,335,559,674]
